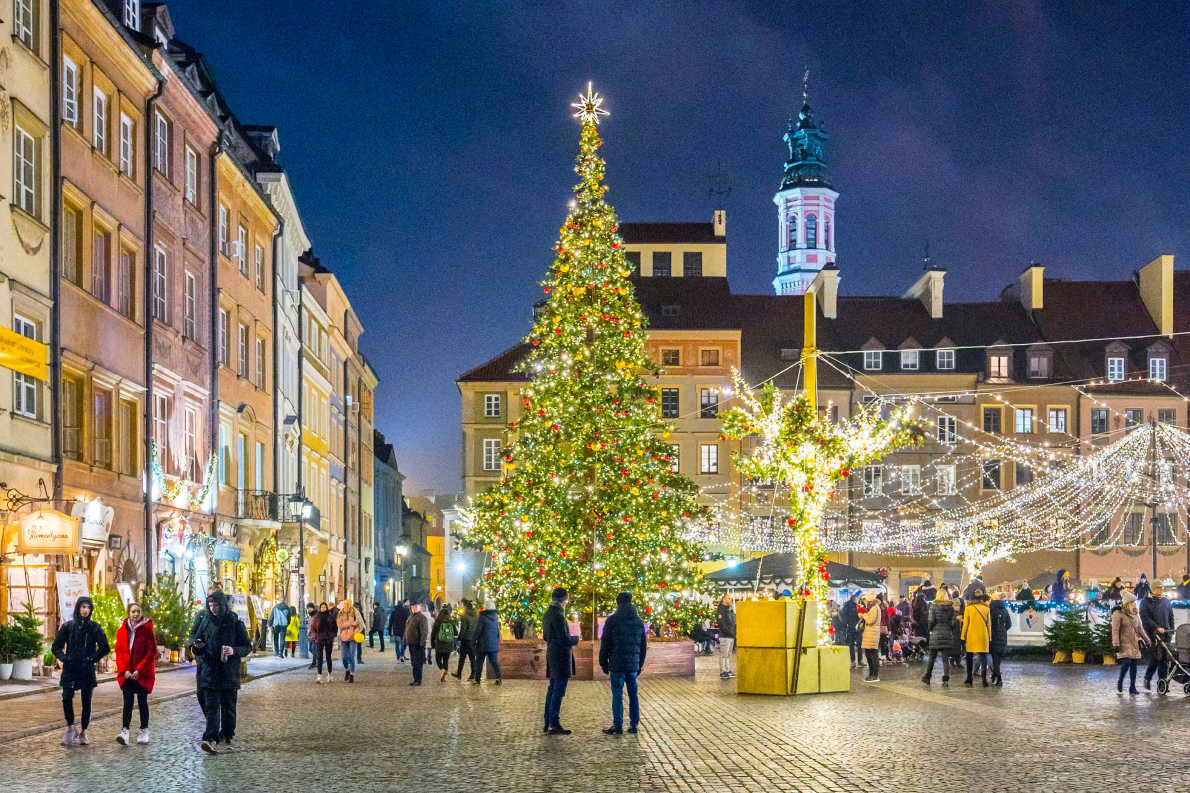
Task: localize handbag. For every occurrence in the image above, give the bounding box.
[353,631,366,644]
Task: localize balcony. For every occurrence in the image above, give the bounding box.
[236,490,281,521]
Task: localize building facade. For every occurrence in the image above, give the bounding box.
[372,430,404,605]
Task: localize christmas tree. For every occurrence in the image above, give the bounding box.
[462,85,710,634]
[140,573,193,651]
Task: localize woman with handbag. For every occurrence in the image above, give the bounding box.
[114,602,157,746]
[431,603,457,682]
[336,600,365,683]
[860,597,882,682]
[312,602,337,683]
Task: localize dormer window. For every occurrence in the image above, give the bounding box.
[863,350,882,371]
[900,350,919,370]
[987,353,1010,379]
[652,252,671,278]
[1149,356,1167,381]
[1107,356,1125,382]
[936,348,955,370]
[1027,351,1051,379]
[123,0,141,30]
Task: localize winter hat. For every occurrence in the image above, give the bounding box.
[1122,591,1137,604]
[483,598,496,610]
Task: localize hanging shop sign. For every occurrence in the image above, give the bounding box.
[55,571,89,619]
[0,324,49,381]
[228,593,250,623]
[15,509,79,554]
[72,498,115,547]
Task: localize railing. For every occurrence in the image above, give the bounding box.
[236,490,280,521]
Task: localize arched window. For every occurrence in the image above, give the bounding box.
[806,214,818,248]
[824,217,831,251]
[787,215,797,249]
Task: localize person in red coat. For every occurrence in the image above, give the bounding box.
[114,602,157,746]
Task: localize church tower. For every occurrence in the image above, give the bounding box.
[772,87,838,296]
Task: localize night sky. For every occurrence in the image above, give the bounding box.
[164,1,1190,493]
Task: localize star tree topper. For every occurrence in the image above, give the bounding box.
[571,81,609,124]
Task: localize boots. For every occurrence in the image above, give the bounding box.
[441,668,448,682]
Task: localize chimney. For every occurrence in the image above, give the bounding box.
[903,268,945,319]
[1018,262,1044,313]
[1136,254,1174,337]
[812,265,839,319]
[712,210,726,237]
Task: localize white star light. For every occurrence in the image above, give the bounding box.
[571,81,609,124]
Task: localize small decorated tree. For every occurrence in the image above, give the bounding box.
[1043,607,1092,658]
[140,574,192,651]
[90,588,126,648]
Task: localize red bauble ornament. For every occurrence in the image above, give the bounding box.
[543,286,551,293]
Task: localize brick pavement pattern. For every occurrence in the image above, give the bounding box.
[1,651,1188,792]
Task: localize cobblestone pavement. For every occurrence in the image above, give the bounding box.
[1,649,1188,792]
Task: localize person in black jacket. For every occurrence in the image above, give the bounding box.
[917,578,937,603]
[920,593,955,687]
[388,599,410,661]
[988,594,1012,686]
[187,590,252,754]
[51,595,109,746]
[542,587,579,735]
[599,591,648,735]
[715,594,736,679]
[368,602,386,652]
[840,594,860,668]
[469,600,502,684]
[1139,589,1174,691]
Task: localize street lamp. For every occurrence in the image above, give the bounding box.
[289,494,314,607]
[395,544,409,602]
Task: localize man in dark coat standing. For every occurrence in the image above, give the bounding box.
[388,599,410,661]
[1140,587,1174,691]
[187,590,252,754]
[542,587,579,735]
[403,602,430,686]
[599,591,648,735]
[51,595,109,746]
[368,602,386,652]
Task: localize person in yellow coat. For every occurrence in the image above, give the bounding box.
[284,608,300,658]
[961,590,991,687]
[860,597,883,683]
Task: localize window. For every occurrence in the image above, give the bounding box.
[153,393,170,462]
[238,323,249,378]
[237,433,247,491]
[683,251,702,277]
[699,387,718,418]
[116,250,132,319]
[1027,353,1050,379]
[255,337,265,388]
[11,314,38,418]
[936,348,955,370]
[1125,408,1143,431]
[787,215,797,248]
[669,445,680,474]
[153,111,169,175]
[900,465,921,495]
[863,350,882,371]
[1015,463,1033,487]
[660,304,679,318]
[988,354,1010,378]
[91,229,111,303]
[652,251,671,278]
[62,374,83,460]
[482,438,500,471]
[824,218,832,251]
[119,399,137,475]
[10,126,39,222]
[699,348,720,367]
[699,443,718,474]
[1149,357,1167,382]
[184,272,197,340]
[1091,408,1108,435]
[1048,407,1067,433]
[936,416,956,444]
[185,146,198,204]
[93,389,112,468]
[153,247,168,320]
[661,348,680,367]
[1121,512,1143,546]
[936,465,956,496]
[93,88,108,154]
[661,388,679,419]
[217,308,229,365]
[123,0,140,29]
[183,407,198,479]
[255,441,265,490]
[254,245,265,291]
[1158,408,1177,425]
[862,465,883,497]
[219,425,230,485]
[483,393,501,417]
[1014,408,1034,434]
[236,225,248,275]
[624,251,640,272]
[1107,356,1125,382]
[119,113,134,176]
[982,460,1001,490]
[982,407,1001,434]
[218,205,229,256]
[900,350,919,370]
[1155,513,1177,545]
[62,206,81,283]
[62,56,79,126]
[805,214,817,248]
[14,0,34,49]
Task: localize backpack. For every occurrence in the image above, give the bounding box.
[438,620,457,644]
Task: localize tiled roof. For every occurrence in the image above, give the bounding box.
[458,343,530,383]
[619,222,722,244]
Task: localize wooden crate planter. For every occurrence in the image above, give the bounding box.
[498,638,694,680]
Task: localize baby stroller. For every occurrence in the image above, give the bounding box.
[1153,623,1190,695]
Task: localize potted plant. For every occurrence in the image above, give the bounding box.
[0,624,12,680]
[8,604,44,681]
[1091,617,1116,665]
[1044,608,1091,663]
[141,573,192,659]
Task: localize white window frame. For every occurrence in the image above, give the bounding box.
[863,350,882,371]
[184,271,197,340]
[862,465,883,497]
[483,393,501,417]
[1027,353,1050,379]
[1014,408,1034,434]
[935,348,954,370]
[1149,357,1167,382]
[900,349,919,371]
[119,113,134,175]
[1048,407,1067,434]
[93,87,108,154]
[936,465,956,496]
[900,465,922,495]
[237,225,248,275]
[14,0,34,49]
[481,438,500,471]
[670,444,680,474]
[153,246,168,321]
[123,0,140,30]
[988,354,1010,379]
[238,323,249,378]
[218,205,229,255]
[184,145,198,204]
[154,110,169,176]
[699,443,718,474]
[62,56,79,127]
[11,313,38,418]
[117,249,132,319]
[255,337,265,389]
[1107,356,1125,382]
[217,308,229,365]
[936,415,956,445]
[153,393,169,461]
[183,406,197,478]
[13,126,37,216]
[254,244,265,291]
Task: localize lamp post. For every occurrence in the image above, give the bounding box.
[289,494,314,608]
[395,544,409,602]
